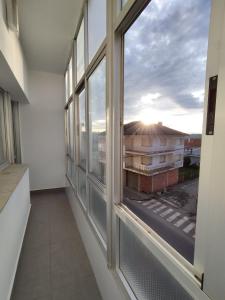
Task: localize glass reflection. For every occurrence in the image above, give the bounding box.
[89,58,106,184]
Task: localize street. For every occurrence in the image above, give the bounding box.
[124,179,198,263]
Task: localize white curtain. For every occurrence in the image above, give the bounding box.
[3,92,15,163]
[12,101,21,163]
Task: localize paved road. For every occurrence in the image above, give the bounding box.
[124,191,196,263]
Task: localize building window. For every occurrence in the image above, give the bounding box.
[177,137,184,145]
[141,136,151,147]
[176,154,181,162]
[160,137,167,146]
[141,156,152,165]
[160,155,166,163]
[88,58,106,184]
[122,0,210,264]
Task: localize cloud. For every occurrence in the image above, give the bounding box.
[124,0,211,132]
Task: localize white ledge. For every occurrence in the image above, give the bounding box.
[0,164,28,212]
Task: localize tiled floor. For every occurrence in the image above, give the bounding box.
[11,189,102,300]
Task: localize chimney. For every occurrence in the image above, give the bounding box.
[158,122,163,126]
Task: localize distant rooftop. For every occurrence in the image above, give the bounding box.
[124,121,188,136]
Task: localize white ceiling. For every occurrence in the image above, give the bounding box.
[18,0,83,74]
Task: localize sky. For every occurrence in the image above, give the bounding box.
[124,0,211,134]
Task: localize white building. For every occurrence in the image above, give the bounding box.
[123,121,187,193]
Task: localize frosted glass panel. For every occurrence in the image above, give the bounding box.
[88,58,106,184]
[69,102,74,158]
[0,97,5,165]
[67,157,72,179]
[76,19,85,83]
[89,183,106,242]
[119,220,193,300]
[78,89,87,170]
[88,0,106,62]
[78,168,87,207]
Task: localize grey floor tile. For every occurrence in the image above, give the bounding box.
[81,275,102,300]
[52,287,83,300]
[11,190,102,300]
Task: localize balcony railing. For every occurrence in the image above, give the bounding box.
[124,145,184,155]
[124,160,183,174]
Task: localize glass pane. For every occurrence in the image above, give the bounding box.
[71,162,76,187]
[89,183,107,242]
[0,97,5,165]
[68,58,73,97]
[119,220,193,300]
[89,58,106,184]
[65,109,69,155]
[76,19,85,83]
[69,102,74,158]
[65,71,68,102]
[88,0,106,62]
[67,157,72,179]
[78,89,87,170]
[78,168,87,207]
[123,0,211,263]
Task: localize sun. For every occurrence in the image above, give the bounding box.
[139,109,159,125]
[141,117,152,125]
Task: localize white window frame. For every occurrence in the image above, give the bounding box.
[65,1,109,256]
[110,0,219,299]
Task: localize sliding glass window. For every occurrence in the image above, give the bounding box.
[0,94,5,166]
[78,89,86,170]
[89,182,107,243]
[68,58,73,97]
[88,0,106,62]
[76,19,85,83]
[88,58,106,185]
[121,0,211,263]
[78,89,87,208]
[66,100,75,184]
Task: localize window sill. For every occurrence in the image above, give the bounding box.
[0,164,28,212]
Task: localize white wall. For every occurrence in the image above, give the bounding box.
[0,170,30,300]
[20,71,66,190]
[0,0,28,99]
[65,181,129,300]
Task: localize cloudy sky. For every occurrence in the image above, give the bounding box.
[124,0,211,133]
